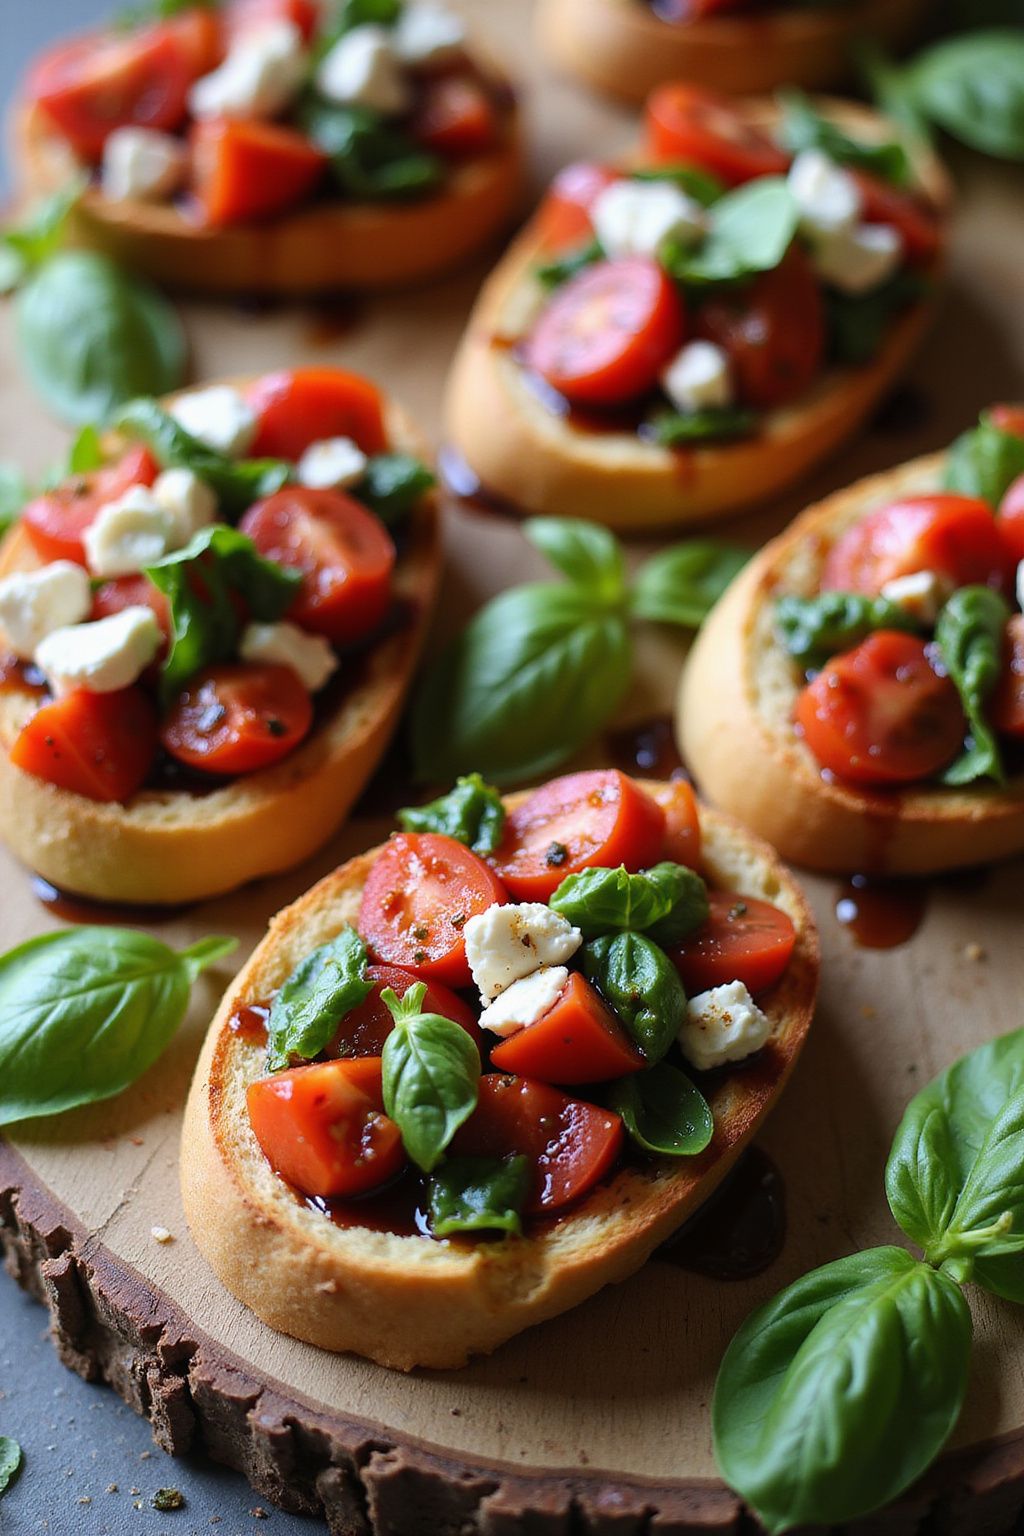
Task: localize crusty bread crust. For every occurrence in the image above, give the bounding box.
[678,453,1024,874]
[0,384,442,904]
[443,100,950,533]
[181,782,819,1370]
[12,98,524,295]
[537,0,927,104]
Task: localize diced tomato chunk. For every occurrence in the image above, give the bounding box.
[645,84,790,186]
[536,161,620,254]
[247,368,388,460]
[822,496,1013,597]
[695,246,824,410]
[671,890,796,996]
[91,574,171,647]
[412,75,498,158]
[161,662,313,776]
[990,404,1024,438]
[651,777,701,868]
[323,964,482,1057]
[22,446,159,567]
[190,117,327,227]
[850,170,942,268]
[998,474,1024,566]
[489,972,643,1085]
[10,686,157,803]
[226,0,318,42]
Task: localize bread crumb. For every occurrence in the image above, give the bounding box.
[151,1226,174,1244]
[963,942,986,962]
[314,1279,338,1294]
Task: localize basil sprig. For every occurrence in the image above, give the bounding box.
[583,932,686,1064]
[381,984,481,1172]
[550,862,708,945]
[944,410,1024,506]
[0,929,236,1125]
[775,590,922,666]
[427,1154,531,1237]
[608,1063,713,1158]
[777,88,912,185]
[299,99,442,201]
[646,407,757,447]
[864,30,1024,162]
[115,398,291,518]
[265,927,373,1073]
[663,179,799,287]
[412,519,748,784]
[0,1438,22,1499]
[398,773,506,855]
[537,239,604,290]
[355,453,435,527]
[934,585,1010,786]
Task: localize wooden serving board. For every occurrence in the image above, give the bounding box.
[3,4,1024,1530]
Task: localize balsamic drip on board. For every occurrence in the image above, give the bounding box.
[605,714,688,781]
[659,1146,785,1281]
[31,877,192,927]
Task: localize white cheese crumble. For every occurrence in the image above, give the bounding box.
[591,178,708,261]
[478,966,569,1038]
[811,222,904,295]
[879,570,951,627]
[316,25,411,115]
[787,149,862,237]
[464,902,582,1003]
[83,487,183,578]
[297,436,368,491]
[660,340,733,414]
[0,563,91,660]
[101,128,185,203]
[239,621,337,692]
[153,468,218,542]
[170,386,258,460]
[150,1226,174,1244]
[393,3,466,65]
[678,980,770,1073]
[35,607,162,696]
[189,21,307,120]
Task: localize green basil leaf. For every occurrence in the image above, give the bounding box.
[713,1247,972,1534]
[582,931,685,1064]
[411,583,632,786]
[67,424,105,475]
[908,31,1024,161]
[775,590,922,666]
[525,517,626,602]
[116,0,219,25]
[355,452,434,527]
[825,271,927,366]
[15,252,186,428]
[934,585,1010,786]
[631,163,725,207]
[0,247,24,297]
[549,861,707,944]
[0,1438,22,1498]
[336,0,401,31]
[381,998,481,1172]
[265,927,373,1072]
[0,465,30,537]
[299,98,442,200]
[398,773,506,855]
[146,524,301,704]
[0,928,236,1125]
[665,178,798,286]
[944,413,1024,506]
[777,88,912,184]
[427,1154,530,1236]
[3,175,88,271]
[115,397,291,518]
[536,238,603,289]
[608,1062,712,1157]
[644,864,711,945]
[630,540,749,629]
[645,406,758,447]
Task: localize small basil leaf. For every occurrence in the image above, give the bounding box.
[411,583,632,786]
[3,175,88,271]
[630,540,749,629]
[645,406,758,447]
[908,31,1024,161]
[935,585,1010,786]
[382,1006,481,1172]
[299,98,442,200]
[336,0,402,31]
[536,238,603,289]
[0,465,30,537]
[265,928,373,1073]
[582,932,685,1065]
[631,163,725,207]
[825,271,927,366]
[67,424,105,475]
[713,1248,972,1535]
[774,590,922,666]
[0,1438,22,1498]
[549,862,707,944]
[355,452,434,527]
[944,413,1024,506]
[398,773,506,855]
[665,178,798,286]
[114,398,291,517]
[524,517,626,602]
[778,88,912,185]
[116,0,218,25]
[608,1062,712,1157]
[16,252,186,427]
[0,928,236,1125]
[644,864,711,945]
[427,1154,530,1237]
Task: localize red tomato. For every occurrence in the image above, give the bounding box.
[323,963,482,1058]
[160,662,313,776]
[489,973,643,1085]
[645,84,789,186]
[28,28,192,160]
[358,832,509,987]
[536,161,620,253]
[654,0,748,14]
[795,631,966,788]
[850,170,942,268]
[240,487,394,645]
[165,9,225,74]
[524,258,686,409]
[22,446,158,566]
[190,118,327,227]
[822,496,1013,597]
[453,1074,624,1214]
[695,246,824,409]
[992,614,1024,738]
[494,770,666,902]
[10,686,157,803]
[671,889,796,996]
[654,778,702,868]
[990,404,1024,438]
[247,368,388,460]
[247,1057,405,1200]
[227,0,319,42]
[998,474,1024,566]
[91,574,171,646]
[412,75,497,158]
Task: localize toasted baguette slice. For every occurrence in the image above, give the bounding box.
[181,782,818,1370]
[537,0,927,104]
[444,100,949,533]
[11,98,523,295]
[678,453,1024,875]
[0,383,442,905]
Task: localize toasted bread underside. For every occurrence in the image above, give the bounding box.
[0,388,442,904]
[678,453,1024,874]
[537,0,927,104]
[12,101,524,295]
[444,100,950,533]
[181,782,819,1371]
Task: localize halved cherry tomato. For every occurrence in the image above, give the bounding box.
[494,770,666,903]
[240,486,394,645]
[670,889,796,996]
[10,686,157,803]
[821,495,1013,597]
[795,631,966,788]
[22,446,158,566]
[695,246,824,409]
[165,9,225,74]
[161,662,313,776]
[247,1057,405,1200]
[28,28,192,160]
[91,574,171,646]
[850,170,941,268]
[453,1074,624,1214]
[323,963,482,1058]
[645,84,789,186]
[412,75,497,158]
[990,404,1024,438]
[190,118,327,227]
[489,972,643,1085]
[998,474,1024,566]
[524,258,686,409]
[247,368,388,460]
[227,0,319,42]
[359,832,508,987]
[993,614,1024,738]
[536,161,620,254]
[653,778,701,869]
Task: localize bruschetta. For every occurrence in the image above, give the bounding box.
[444,88,949,532]
[13,1,522,294]
[538,0,927,105]
[182,767,818,1369]
[679,405,1024,874]
[0,367,441,904]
